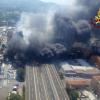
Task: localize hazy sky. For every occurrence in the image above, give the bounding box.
[41,0,76,6]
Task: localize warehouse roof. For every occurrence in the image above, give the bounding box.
[65,78,91,86]
[92,75,100,81]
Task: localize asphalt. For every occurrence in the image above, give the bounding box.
[25,64,69,100]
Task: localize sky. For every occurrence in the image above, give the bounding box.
[40,0,76,6]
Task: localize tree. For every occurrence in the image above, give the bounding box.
[59,72,64,80]
[7,93,22,100]
[70,91,79,100]
[17,68,25,82]
[66,84,79,100]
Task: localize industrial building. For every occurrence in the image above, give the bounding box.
[91,75,100,99]
[65,77,91,89]
[91,55,100,69]
[78,90,97,100]
[61,60,100,79]
[61,59,100,90]
[76,59,91,66]
[0,63,17,88]
[60,59,100,100]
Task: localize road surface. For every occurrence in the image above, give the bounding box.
[25,64,69,100]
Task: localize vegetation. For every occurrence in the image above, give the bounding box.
[69,91,79,100]
[7,85,25,100]
[7,93,22,100]
[59,72,64,80]
[17,68,25,82]
[66,84,79,100]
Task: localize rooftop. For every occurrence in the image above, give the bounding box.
[92,75,100,81]
[61,62,100,74]
[65,77,91,86]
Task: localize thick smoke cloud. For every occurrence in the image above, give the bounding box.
[53,13,91,44]
[53,14,77,48]
[17,12,54,44]
[76,20,91,42]
[6,0,100,64]
[73,0,100,42]
[6,12,91,62]
[7,11,70,63]
[40,43,67,58]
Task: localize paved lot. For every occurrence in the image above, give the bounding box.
[0,87,9,100]
[0,80,24,100]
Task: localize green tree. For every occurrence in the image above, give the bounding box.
[7,93,22,100]
[66,84,79,100]
[17,68,25,82]
[70,91,79,100]
[59,72,64,80]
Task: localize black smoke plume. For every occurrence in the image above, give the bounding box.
[5,0,100,65]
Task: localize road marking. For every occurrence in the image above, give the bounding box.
[46,64,60,100]
[51,65,68,100]
[25,67,27,100]
[31,85,34,100]
[35,67,41,100]
[26,65,69,100]
[31,89,34,100]
[27,67,31,100]
[43,65,55,100]
[33,67,38,100]
[41,70,49,100]
[53,65,70,100]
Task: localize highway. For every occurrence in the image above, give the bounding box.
[25,64,69,100]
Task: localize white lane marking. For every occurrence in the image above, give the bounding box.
[33,67,38,100]
[25,67,27,100]
[31,89,34,100]
[30,71,34,100]
[51,65,67,100]
[27,67,31,100]
[41,70,49,100]
[46,65,60,100]
[52,65,69,100]
[35,67,41,100]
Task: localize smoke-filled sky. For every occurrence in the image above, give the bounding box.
[41,0,76,6]
[6,0,100,62]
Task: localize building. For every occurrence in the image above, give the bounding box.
[91,75,100,99]
[61,61,100,79]
[76,59,91,66]
[78,90,97,100]
[65,77,91,89]
[7,70,16,80]
[91,55,100,69]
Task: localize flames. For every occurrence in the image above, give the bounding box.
[95,8,100,24]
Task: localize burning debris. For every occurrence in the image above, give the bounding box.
[40,43,67,58]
